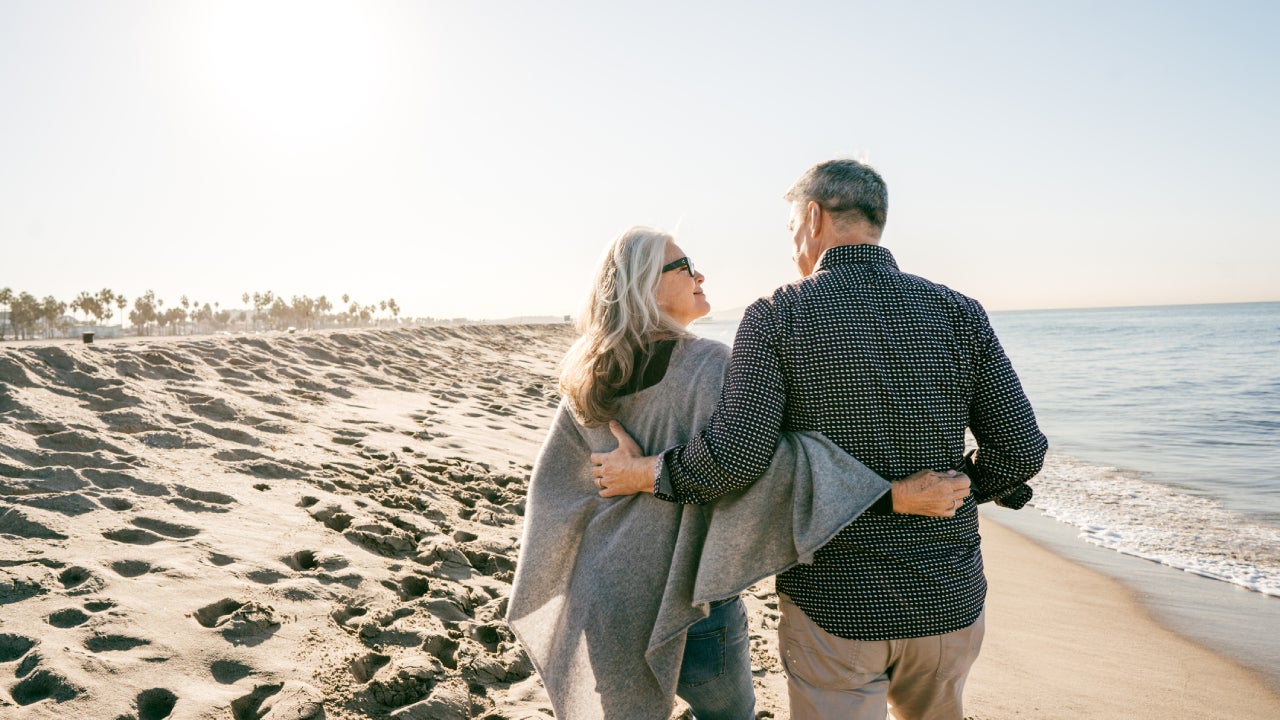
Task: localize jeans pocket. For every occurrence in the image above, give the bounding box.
[679,627,727,687]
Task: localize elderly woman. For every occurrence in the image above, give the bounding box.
[506,227,898,719]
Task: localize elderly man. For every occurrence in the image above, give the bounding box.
[595,159,1047,719]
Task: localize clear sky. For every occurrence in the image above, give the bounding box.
[2,0,1277,319]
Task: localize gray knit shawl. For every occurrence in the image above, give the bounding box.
[507,337,889,720]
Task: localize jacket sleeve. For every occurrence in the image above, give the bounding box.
[656,302,788,505]
[964,306,1048,508]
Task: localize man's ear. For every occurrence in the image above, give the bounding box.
[807,200,823,237]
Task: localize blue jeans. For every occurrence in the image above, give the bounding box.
[676,595,756,720]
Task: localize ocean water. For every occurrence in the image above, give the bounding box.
[693,301,1280,598]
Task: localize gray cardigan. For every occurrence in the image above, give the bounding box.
[507,337,890,719]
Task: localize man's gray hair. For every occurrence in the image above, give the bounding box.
[784,159,888,229]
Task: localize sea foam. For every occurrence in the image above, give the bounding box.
[1027,452,1280,597]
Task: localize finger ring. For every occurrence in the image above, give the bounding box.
[595,478,603,488]
[952,499,959,509]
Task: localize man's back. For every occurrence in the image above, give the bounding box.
[660,244,1047,640]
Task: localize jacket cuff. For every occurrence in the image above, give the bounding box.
[653,454,677,501]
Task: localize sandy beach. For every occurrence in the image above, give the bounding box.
[1,325,1277,719]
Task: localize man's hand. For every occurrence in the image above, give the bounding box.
[892,469,971,517]
[589,421,658,497]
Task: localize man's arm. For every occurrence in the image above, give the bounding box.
[591,301,973,515]
[589,302,786,504]
[966,310,1048,507]
[592,420,973,515]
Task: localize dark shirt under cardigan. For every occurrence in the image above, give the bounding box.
[654,244,1048,641]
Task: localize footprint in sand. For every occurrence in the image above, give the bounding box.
[344,522,417,557]
[236,458,308,481]
[458,548,516,578]
[10,669,81,705]
[102,527,165,545]
[384,574,430,601]
[282,550,322,572]
[131,517,200,539]
[213,448,264,463]
[204,551,236,567]
[362,659,440,711]
[332,428,367,446]
[329,602,372,634]
[210,659,254,684]
[422,633,460,670]
[99,496,134,511]
[82,469,169,497]
[242,416,290,435]
[177,392,241,423]
[0,507,67,540]
[190,421,261,447]
[175,486,236,505]
[58,566,104,595]
[33,429,124,454]
[193,598,281,645]
[310,505,354,532]
[83,633,150,652]
[0,633,36,662]
[111,560,153,578]
[244,568,288,585]
[231,682,324,720]
[468,623,510,654]
[193,598,245,628]
[98,409,165,434]
[10,492,98,517]
[167,496,231,514]
[0,570,47,605]
[46,608,90,628]
[135,687,178,720]
[140,431,202,450]
[349,651,391,683]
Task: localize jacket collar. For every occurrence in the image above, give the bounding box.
[815,244,898,272]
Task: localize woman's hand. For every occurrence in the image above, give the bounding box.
[589,421,658,497]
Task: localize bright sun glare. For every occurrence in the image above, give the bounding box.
[192,0,390,150]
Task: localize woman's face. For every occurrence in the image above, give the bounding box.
[655,240,710,327]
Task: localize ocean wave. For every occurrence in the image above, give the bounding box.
[1027,453,1280,598]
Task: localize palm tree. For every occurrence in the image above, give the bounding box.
[316,295,332,328]
[96,289,116,328]
[40,296,66,339]
[115,294,127,334]
[0,287,12,340]
[72,291,93,324]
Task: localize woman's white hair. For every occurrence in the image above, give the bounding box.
[560,226,691,426]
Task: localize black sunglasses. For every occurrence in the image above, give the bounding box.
[661,256,696,277]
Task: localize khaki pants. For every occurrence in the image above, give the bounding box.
[778,594,984,720]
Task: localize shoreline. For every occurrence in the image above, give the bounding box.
[969,509,1280,718]
[983,504,1280,693]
